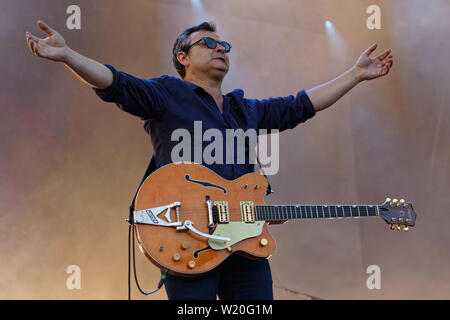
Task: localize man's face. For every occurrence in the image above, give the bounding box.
[180,30,230,79]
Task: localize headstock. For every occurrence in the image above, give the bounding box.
[379,197,417,231]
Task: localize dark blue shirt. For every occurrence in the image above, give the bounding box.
[93,64,316,180]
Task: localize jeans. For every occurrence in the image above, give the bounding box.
[163,254,273,300]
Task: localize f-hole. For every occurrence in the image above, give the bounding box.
[193,246,212,259]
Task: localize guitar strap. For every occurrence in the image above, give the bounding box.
[228,105,274,196]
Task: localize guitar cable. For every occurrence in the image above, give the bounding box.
[127,205,168,300]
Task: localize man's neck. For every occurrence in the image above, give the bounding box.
[184,74,224,113]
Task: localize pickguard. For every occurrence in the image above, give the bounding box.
[208,221,264,250]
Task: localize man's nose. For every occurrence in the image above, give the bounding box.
[215,44,226,53]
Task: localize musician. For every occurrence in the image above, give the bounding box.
[26,20,393,300]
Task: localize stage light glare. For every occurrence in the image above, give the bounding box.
[191,0,203,9]
[325,20,333,29]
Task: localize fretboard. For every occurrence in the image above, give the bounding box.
[255,205,379,221]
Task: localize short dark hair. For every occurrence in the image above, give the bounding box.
[172,22,216,78]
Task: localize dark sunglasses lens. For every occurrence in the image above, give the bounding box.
[204,38,231,52]
[204,38,218,49]
[220,42,231,52]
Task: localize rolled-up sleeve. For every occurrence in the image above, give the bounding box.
[93,64,167,120]
[247,90,316,131]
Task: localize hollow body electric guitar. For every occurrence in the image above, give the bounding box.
[132,163,416,276]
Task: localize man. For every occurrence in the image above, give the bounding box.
[26,20,393,300]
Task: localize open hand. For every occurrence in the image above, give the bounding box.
[26,20,68,62]
[354,43,393,81]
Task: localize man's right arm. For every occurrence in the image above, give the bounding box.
[26,20,112,89]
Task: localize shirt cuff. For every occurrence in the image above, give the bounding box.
[92,64,121,102]
[298,90,316,121]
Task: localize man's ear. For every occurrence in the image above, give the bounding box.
[177,51,190,68]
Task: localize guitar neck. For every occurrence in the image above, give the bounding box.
[255,204,379,221]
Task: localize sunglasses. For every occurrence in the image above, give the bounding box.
[186,37,232,53]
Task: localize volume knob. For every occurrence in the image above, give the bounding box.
[181,242,189,250]
[172,253,181,262]
[260,238,268,247]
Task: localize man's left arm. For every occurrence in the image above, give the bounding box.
[306,43,393,112]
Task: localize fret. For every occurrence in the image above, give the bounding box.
[336,205,344,218]
[324,206,330,218]
[317,206,323,218]
[295,206,300,219]
[352,205,360,217]
[329,206,337,218]
[343,205,352,217]
[358,206,368,217]
[301,206,306,219]
[367,206,377,216]
[306,206,311,219]
[311,206,317,218]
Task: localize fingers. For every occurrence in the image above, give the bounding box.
[381,55,393,75]
[25,31,36,55]
[363,43,377,56]
[375,49,392,61]
[25,31,41,57]
[37,20,54,36]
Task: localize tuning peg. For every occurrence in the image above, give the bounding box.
[386,197,392,203]
[390,224,395,230]
[397,224,401,231]
[403,226,409,231]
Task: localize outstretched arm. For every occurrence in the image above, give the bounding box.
[306,43,393,112]
[26,20,113,89]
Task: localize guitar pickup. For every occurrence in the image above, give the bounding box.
[214,201,229,223]
[240,201,256,223]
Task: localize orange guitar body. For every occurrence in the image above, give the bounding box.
[134,163,277,276]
